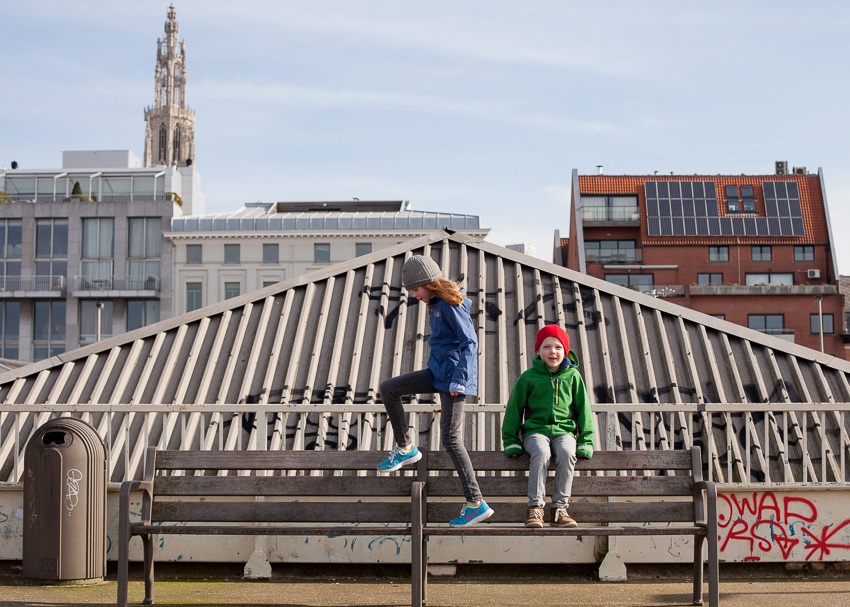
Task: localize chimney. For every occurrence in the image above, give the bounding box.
[596,165,603,175]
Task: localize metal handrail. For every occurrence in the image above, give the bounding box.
[0,275,65,292]
[73,276,160,291]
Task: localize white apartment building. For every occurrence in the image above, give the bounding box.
[167,200,488,314]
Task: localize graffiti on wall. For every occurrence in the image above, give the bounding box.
[718,492,850,561]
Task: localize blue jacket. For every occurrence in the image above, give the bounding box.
[426,292,478,396]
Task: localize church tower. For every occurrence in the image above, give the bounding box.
[144,5,196,167]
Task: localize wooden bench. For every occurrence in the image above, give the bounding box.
[410,447,718,607]
[117,446,427,607]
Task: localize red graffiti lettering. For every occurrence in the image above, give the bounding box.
[728,493,759,518]
[721,519,753,553]
[758,493,781,522]
[784,496,817,524]
[751,519,776,553]
[801,520,850,561]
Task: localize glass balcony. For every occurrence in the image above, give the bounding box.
[74,276,160,291]
[586,249,642,264]
[581,206,640,222]
[0,275,65,293]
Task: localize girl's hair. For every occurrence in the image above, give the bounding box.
[423,278,464,306]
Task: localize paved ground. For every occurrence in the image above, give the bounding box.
[1,561,849,606]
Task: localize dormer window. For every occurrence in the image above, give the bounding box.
[740,185,756,212]
[725,185,740,212]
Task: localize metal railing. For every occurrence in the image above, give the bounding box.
[581,206,640,222]
[753,327,795,336]
[0,194,176,204]
[586,249,642,264]
[0,403,847,488]
[627,284,685,298]
[0,275,65,293]
[73,276,160,291]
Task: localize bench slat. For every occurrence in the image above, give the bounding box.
[154,475,414,497]
[151,501,412,524]
[426,475,694,497]
[427,501,695,524]
[452,450,694,472]
[154,450,390,471]
[423,525,706,537]
[131,525,412,536]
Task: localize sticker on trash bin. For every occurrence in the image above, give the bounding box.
[65,468,83,513]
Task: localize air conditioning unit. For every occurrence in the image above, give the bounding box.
[807,269,821,279]
[793,166,807,175]
[775,161,788,175]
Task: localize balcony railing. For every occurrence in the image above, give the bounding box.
[74,276,160,291]
[0,194,177,204]
[0,275,65,293]
[586,249,642,264]
[581,206,640,222]
[630,284,685,298]
[752,327,795,336]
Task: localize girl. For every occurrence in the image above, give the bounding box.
[377,254,493,527]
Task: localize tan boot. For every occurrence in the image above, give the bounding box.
[525,506,544,528]
[551,506,577,528]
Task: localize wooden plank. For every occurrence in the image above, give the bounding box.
[155,449,392,470]
[428,450,695,471]
[427,501,695,524]
[132,525,412,536]
[154,475,415,496]
[425,474,695,497]
[424,526,706,537]
[151,501,413,524]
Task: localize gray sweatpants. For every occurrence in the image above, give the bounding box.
[379,369,483,503]
[524,432,577,508]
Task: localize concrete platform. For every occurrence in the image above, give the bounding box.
[1,561,849,606]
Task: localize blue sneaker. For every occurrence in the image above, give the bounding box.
[449,500,494,527]
[376,444,422,472]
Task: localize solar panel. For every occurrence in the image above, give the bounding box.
[787,182,798,197]
[768,217,780,235]
[789,199,802,216]
[780,218,792,236]
[732,217,744,235]
[646,182,657,197]
[705,182,716,197]
[693,182,705,197]
[792,217,805,236]
[744,217,756,235]
[648,217,661,235]
[661,218,673,236]
[685,217,696,235]
[762,182,775,198]
[658,182,669,197]
[671,200,683,216]
[673,217,685,236]
[709,217,721,235]
[720,218,732,236]
[707,200,719,215]
[765,199,778,216]
[775,182,787,197]
[669,182,681,198]
[659,199,670,216]
[647,199,658,216]
[683,199,694,216]
[681,182,692,198]
[697,217,708,235]
[756,217,769,236]
[778,199,790,216]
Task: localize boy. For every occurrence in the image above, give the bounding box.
[502,325,594,528]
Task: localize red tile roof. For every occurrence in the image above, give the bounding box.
[578,174,829,245]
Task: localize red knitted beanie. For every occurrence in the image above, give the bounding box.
[534,325,569,353]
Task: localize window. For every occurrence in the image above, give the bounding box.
[752,245,772,262]
[794,246,814,262]
[186,283,203,312]
[82,218,114,285]
[224,244,240,265]
[605,273,653,293]
[33,301,65,360]
[740,185,756,212]
[79,301,113,343]
[0,219,22,288]
[708,246,729,262]
[127,301,159,332]
[35,219,68,288]
[224,282,240,300]
[711,314,725,321]
[697,273,723,286]
[811,314,834,335]
[748,314,785,335]
[580,196,639,221]
[263,281,277,288]
[746,273,793,286]
[356,243,372,257]
[725,185,739,212]
[314,243,330,264]
[0,302,20,359]
[186,244,202,264]
[128,218,161,289]
[263,244,279,264]
[584,240,638,264]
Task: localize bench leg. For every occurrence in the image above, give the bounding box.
[422,535,428,604]
[142,534,155,605]
[117,534,130,607]
[707,532,719,607]
[692,534,705,605]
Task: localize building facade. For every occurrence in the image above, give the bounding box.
[167,200,488,314]
[143,5,196,169]
[555,166,846,358]
[0,151,204,362]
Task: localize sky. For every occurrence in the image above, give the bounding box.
[2,1,850,266]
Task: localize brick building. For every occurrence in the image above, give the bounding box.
[554,166,846,359]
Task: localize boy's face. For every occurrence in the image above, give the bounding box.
[538,336,565,371]
[409,286,431,303]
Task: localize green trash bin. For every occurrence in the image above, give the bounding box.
[22,417,107,581]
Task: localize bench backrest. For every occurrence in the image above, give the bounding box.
[424,448,704,525]
[141,447,421,526]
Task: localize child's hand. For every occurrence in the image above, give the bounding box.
[450,391,460,396]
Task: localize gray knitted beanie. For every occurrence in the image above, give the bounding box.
[402,255,442,290]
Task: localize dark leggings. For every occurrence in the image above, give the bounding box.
[379,369,482,503]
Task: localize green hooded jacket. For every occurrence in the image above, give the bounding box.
[501,351,594,458]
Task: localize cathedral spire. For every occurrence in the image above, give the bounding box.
[144,4,196,168]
